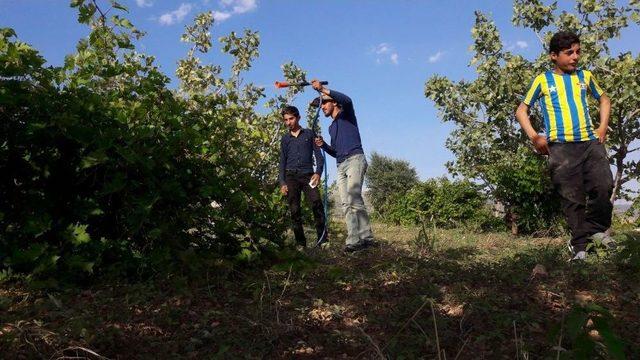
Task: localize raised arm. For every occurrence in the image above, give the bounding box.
[311,79,355,118]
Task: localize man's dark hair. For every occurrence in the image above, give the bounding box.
[549,31,580,54]
[281,105,300,118]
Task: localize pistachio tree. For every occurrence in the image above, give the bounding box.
[365,152,419,215]
[0,0,308,281]
[425,0,640,233]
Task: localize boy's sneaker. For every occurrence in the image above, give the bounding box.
[567,239,575,254]
[570,251,587,262]
[566,238,587,261]
[592,232,617,250]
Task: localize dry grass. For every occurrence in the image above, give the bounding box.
[1,222,638,358]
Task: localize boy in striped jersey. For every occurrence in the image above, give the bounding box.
[515,31,615,261]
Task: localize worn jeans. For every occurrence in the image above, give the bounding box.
[548,140,613,252]
[285,171,326,246]
[336,154,374,245]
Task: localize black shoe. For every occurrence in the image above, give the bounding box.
[344,242,366,253]
[363,239,379,248]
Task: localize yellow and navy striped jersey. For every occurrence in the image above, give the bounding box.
[523,69,605,143]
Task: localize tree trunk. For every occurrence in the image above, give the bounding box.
[508,210,518,236]
[611,164,623,204]
[610,145,627,204]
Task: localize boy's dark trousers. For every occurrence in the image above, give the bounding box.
[548,139,614,252]
[285,171,326,246]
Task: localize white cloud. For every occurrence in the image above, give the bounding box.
[136,0,153,7]
[428,51,444,63]
[390,53,399,65]
[374,42,392,54]
[371,43,399,65]
[158,3,192,25]
[212,10,232,22]
[220,0,257,14]
[505,40,529,51]
[206,0,256,23]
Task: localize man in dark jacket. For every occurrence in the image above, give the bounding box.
[279,105,327,247]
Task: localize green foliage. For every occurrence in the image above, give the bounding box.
[0,3,307,282]
[613,232,640,274]
[512,0,556,33]
[555,303,626,360]
[484,149,563,234]
[365,152,418,215]
[412,219,438,254]
[424,0,640,233]
[383,177,498,230]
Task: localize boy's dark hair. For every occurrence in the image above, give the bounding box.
[549,31,580,54]
[281,105,300,118]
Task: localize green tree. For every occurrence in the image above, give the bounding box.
[424,0,640,234]
[0,1,309,282]
[365,152,419,215]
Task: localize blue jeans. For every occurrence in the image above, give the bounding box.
[336,154,374,245]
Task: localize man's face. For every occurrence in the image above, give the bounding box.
[283,113,300,131]
[321,100,336,117]
[551,43,581,73]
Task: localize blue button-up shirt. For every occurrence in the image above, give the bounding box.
[278,128,324,185]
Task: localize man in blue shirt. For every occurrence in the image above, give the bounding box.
[279,106,326,247]
[311,80,375,252]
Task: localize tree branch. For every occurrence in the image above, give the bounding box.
[624,108,640,122]
[594,64,619,76]
[535,31,546,48]
[91,0,107,20]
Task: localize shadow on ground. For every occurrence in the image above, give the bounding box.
[1,229,639,359]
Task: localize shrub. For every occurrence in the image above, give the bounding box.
[0,4,304,282]
[382,178,498,229]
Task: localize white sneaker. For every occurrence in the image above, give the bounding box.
[567,239,575,254]
[570,251,587,262]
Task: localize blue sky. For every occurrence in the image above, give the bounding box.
[2,0,639,182]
